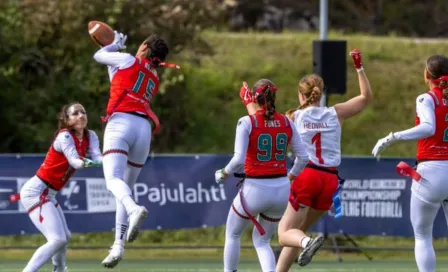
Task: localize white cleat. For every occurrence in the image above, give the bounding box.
[126,206,148,243]
[101,244,124,269]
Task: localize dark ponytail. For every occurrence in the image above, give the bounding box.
[252,79,277,120]
[143,35,169,68]
[426,55,448,99]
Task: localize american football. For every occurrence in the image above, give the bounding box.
[88,20,114,47]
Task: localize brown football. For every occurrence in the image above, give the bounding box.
[88,21,114,47]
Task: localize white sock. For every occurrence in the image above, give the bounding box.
[114,223,127,246]
[301,237,311,248]
[114,199,128,246]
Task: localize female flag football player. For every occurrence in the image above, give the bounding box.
[93,31,178,268]
[214,79,309,272]
[242,49,373,271]
[19,102,102,272]
[372,55,448,272]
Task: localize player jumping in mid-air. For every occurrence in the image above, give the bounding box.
[20,102,102,272]
[215,79,309,272]
[93,30,175,268]
[373,55,448,272]
[242,49,373,271]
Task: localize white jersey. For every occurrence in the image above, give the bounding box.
[294,106,341,167]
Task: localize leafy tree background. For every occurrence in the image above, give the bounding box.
[1,0,447,153]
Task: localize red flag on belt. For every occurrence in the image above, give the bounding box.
[396,161,421,182]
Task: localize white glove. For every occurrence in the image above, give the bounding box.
[372,132,397,158]
[113,31,127,50]
[214,169,228,184]
[82,158,102,168]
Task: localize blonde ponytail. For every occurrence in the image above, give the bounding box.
[297,74,324,109]
[285,108,298,120]
[299,86,322,109]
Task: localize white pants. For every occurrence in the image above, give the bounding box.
[411,160,448,272]
[224,177,290,272]
[20,176,70,272]
[102,112,151,245]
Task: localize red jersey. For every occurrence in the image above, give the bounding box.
[36,129,89,191]
[416,88,448,161]
[245,111,293,177]
[106,57,159,116]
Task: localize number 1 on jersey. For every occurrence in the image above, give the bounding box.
[312,132,325,164]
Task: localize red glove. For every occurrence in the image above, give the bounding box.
[239,81,254,106]
[350,49,363,71]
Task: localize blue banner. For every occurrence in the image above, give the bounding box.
[0,154,447,237]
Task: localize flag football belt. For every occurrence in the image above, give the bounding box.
[101,89,161,135]
[233,173,266,236]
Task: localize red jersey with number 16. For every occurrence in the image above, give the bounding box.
[245,111,293,177]
[106,57,160,116]
[416,88,448,161]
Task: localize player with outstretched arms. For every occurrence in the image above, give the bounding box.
[241,49,373,270]
[372,55,448,272]
[214,79,309,272]
[93,30,177,268]
[19,103,102,272]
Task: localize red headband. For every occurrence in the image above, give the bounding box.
[431,75,448,87]
[151,57,181,69]
[254,85,278,97]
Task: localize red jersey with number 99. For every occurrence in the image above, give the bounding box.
[416,89,448,161]
[244,111,293,177]
[107,57,160,116]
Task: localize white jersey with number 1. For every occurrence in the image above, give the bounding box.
[294,106,341,167]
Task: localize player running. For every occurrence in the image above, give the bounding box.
[20,102,102,272]
[215,79,309,272]
[372,55,448,272]
[241,49,373,271]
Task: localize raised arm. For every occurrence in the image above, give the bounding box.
[93,31,135,80]
[239,81,258,115]
[334,49,373,121]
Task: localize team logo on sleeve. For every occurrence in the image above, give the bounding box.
[418,97,424,103]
